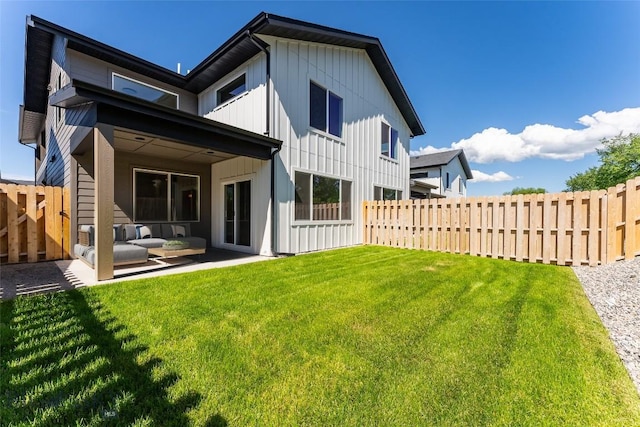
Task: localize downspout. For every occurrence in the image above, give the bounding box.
[248,32,281,256]
[248,32,270,137]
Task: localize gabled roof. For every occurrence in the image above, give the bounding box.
[22,12,425,139]
[410,149,473,179]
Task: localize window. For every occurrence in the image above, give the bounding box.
[381,122,398,159]
[295,171,351,221]
[134,169,199,222]
[113,73,178,108]
[446,172,450,190]
[309,81,343,137]
[374,186,402,201]
[459,178,463,194]
[217,74,246,106]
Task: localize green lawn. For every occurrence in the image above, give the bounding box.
[1,246,639,426]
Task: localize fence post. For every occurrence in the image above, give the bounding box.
[624,178,638,259]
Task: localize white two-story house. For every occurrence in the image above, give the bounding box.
[410,149,473,198]
[18,12,425,279]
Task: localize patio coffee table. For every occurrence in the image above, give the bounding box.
[148,247,206,259]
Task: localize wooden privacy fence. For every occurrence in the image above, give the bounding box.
[0,184,70,264]
[363,177,640,266]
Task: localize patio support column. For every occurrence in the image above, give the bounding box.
[93,124,114,281]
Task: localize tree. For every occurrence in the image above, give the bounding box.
[566,134,640,191]
[504,187,547,195]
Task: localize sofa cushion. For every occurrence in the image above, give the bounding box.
[151,224,163,238]
[124,224,137,241]
[161,224,174,238]
[113,224,123,242]
[135,225,152,239]
[172,225,187,238]
[74,242,148,266]
[127,238,167,249]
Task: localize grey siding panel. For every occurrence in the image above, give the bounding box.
[67,50,198,115]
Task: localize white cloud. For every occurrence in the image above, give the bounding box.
[419,107,640,163]
[469,170,514,183]
[410,145,450,156]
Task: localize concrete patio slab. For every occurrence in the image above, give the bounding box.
[1,249,274,300]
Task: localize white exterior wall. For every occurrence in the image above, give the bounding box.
[412,157,468,198]
[442,158,467,198]
[211,157,272,255]
[199,55,267,135]
[262,36,412,254]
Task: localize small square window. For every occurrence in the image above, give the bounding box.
[217,74,246,106]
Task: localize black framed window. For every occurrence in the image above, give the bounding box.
[295,171,351,221]
[134,169,199,222]
[309,81,342,137]
[217,74,246,105]
[374,186,402,201]
[113,74,178,109]
[381,123,399,159]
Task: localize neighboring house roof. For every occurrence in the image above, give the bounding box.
[0,178,34,185]
[410,149,473,179]
[22,12,425,139]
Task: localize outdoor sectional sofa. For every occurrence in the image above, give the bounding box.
[74,223,206,267]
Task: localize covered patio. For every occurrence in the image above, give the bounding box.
[50,79,281,281]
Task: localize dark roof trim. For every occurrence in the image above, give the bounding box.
[53,80,281,160]
[246,13,425,136]
[25,12,425,136]
[29,16,185,87]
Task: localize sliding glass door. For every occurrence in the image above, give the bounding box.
[224,180,251,247]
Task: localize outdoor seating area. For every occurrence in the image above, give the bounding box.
[74,223,207,268]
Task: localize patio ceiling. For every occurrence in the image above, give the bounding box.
[113,129,236,164]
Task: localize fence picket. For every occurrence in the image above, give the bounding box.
[1,184,67,264]
[362,177,640,266]
[625,178,637,259]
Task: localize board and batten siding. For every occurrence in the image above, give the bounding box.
[198,54,267,135]
[67,50,198,115]
[261,35,412,254]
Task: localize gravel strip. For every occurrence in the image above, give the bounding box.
[573,257,640,395]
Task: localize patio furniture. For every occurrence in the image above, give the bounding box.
[74,223,207,267]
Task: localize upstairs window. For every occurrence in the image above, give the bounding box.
[381,122,398,159]
[217,74,246,106]
[113,73,178,109]
[309,81,342,137]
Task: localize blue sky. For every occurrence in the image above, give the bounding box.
[1,1,638,195]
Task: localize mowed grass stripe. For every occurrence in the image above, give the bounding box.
[1,246,638,426]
